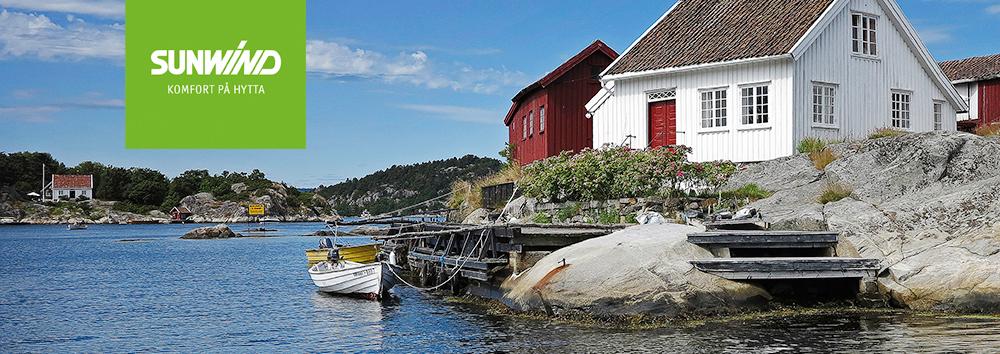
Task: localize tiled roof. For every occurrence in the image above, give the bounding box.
[605,0,834,76]
[52,175,93,189]
[939,53,1000,83]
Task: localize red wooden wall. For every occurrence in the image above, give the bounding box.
[506,47,615,165]
[981,79,1000,126]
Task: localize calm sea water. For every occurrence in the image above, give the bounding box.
[1,223,999,353]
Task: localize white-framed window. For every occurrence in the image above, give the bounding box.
[539,106,545,133]
[852,13,878,57]
[521,116,527,139]
[528,110,534,136]
[891,90,912,130]
[812,83,837,126]
[933,101,943,130]
[700,87,728,128]
[740,84,769,125]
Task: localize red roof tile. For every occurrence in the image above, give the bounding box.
[939,53,1000,83]
[52,175,93,189]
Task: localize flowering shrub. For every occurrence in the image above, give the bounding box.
[520,146,737,202]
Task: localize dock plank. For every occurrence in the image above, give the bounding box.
[687,231,838,248]
[690,257,879,280]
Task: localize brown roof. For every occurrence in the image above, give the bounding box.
[939,53,1000,83]
[171,206,192,214]
[52,175,93,189]
[504,40,618,125]
[605,0,834,76]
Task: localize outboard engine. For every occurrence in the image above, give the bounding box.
[319,238,335,249]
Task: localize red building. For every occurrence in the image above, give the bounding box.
[940,54,1000,131]
[504,40,618,165]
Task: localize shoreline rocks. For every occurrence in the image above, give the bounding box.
[180,224,242,239]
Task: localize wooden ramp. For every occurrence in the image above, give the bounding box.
[687,231,839,249]
[689,257,880,280]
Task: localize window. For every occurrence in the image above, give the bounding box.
[852,13,878,56]
[521,116,527,139]
[741,84,769,125]
[933,102,943,130]
[528,111,534,136]
[812,83,837,125]
[539,106,546,132]
[891,91,911,130]
[701,88,728,128]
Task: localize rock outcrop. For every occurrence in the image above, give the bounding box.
[180,224,241,239]
[502,223,770,318]
[177,184,334,223]
[726,131,1000,312]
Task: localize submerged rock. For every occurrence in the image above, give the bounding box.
[502,224,770,318]
[180,224,241,239]
[728,131,1000,312]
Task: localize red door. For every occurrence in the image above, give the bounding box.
[981,79,1000,126]
[648,100,676,148]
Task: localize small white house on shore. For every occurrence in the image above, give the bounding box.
[47,175,94,201]
[586,0,967,163]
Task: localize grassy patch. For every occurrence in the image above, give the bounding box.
[868,128,907,139]
[818,183,853,204]
[596,208,622,225]
[555,203,582,222]
[809,148,839,170]
[532,212,552,224]
[797,137,827,154]
[975,123,1000,137]
[720,183,772,201]
[448,164,523,213]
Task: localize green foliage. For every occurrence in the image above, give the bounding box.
[520,146,737,202]
[869,128,907,139]
[112,201,157,214]
[316,155,503,215]
[532,212,552,224]
[797,138,827,154]
[0,152,66,197]
[555,203,581,222]
[818,183,852,204]
[499,142,517,167]
[721,184,772,201]
[596,208,621,225]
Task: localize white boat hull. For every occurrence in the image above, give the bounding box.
[308,261,397,297]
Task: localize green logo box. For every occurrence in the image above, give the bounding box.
[125,0,306,149]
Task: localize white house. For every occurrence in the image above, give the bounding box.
[939,53,1000,130]
[47,175,94,201]
[586,0,967,163]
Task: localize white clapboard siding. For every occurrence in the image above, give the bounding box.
[953,82,978,121]
[592,59,795,163]
[792,0,958,143]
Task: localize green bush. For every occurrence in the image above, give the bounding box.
[797,138,827,154]
[112,201,157,214]
[520,146,737,202]
[721,184,772,201]
[818,183,852,204]
[555,203,581,222]
[596,208,622,225]
[869,128,907,139]
[532,213,552,224]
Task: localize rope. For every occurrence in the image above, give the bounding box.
[387,185,519,291]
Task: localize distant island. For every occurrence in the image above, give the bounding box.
[0,152,501,224]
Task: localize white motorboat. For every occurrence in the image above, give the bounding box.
[67,223,88,230]
[308,260,398,299]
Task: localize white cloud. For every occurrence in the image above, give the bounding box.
[0,10,124,61]
[988,4,1000,14]
[0,0,124,18]
[307,40,528,94]
[398,104,498,124]
[916,26,953,44]
[0,97,124,122]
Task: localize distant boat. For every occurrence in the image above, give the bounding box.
[308,260,397,299]
[360,210,372,219]
[67,223,88,230]
[261,217,280,223]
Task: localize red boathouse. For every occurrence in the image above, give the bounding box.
[504,40,618,165]
[940,53,1000,130]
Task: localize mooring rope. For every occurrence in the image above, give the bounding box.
[387,185,519,291]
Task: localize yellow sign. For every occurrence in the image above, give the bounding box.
[248,204,266,216]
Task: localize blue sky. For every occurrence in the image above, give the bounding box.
[1,0,999,187]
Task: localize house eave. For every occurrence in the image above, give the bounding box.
[602,55,792,82]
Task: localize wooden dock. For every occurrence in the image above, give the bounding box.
[687,230,839,249]
[690,257,879,280]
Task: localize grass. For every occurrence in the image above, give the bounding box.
[448,164,523,213]
[532,212,552,224]
[868,128,907,139]
[818,183,853,204]
[797,137,827,154]
[596,208,622,225]
[720,183,772,201]
[555,203,582,222]
[809,148,839,170]
[975,123,1000,137]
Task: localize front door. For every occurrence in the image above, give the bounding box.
[648,100,676,149]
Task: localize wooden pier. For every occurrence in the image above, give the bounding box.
[690,257,880,280]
